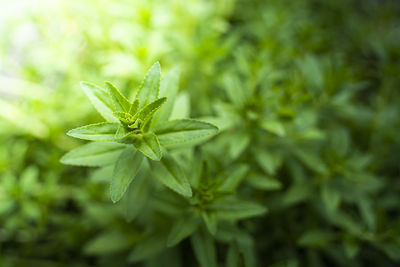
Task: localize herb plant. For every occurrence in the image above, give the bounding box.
[61,62,218,202]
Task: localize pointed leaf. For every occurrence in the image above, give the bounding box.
[123,167,149,222]
[136,62,161,108]
[212,199,267,221]
[150,154,192,197]
[67,123,119,141]
[80,82,118,122]
[167,214,199,247]
[260,119,286,136]
[153,67,180,123]
[136,97,167,124]
[134,133,162,161]
[110,146,144,203]
[202,212,218,236]
[247,173,282,191]
[153,119,218,147]
[84,231,131,255]
[61,142,126,167]
[129,98,140,115]
[128,234,166,262]
[254,150,282,175]
[218,164,249,192]
[105,82,131,112]
[191,229,217,267]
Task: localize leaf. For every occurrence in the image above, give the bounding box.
[228,131,250,159]
[153,67,180,123]
[283,182,311,206]
[84,231,131,255]
[358,197,375,231]
[191,229,217,267]
[80,82,118,122]
[110,146,144,203]
[222,74,247,108]
[297,230,335,248]
[128,234,166,262]
[321,184,341,213]
[153,119,218,147]
[67,122,119,141]
[167,214,199,247]
[254,150,282,175]
[260,119,286,136]
[136,62,161,109]
[105,82,131,112]
[150,154,192,197]
[202,212,218,236]
[115,125,130,140]
[134,133,162,161]
[226,242,240,267]
[169,92,190,120]
[212,199,267,221]
[129,98,140,116]
[293,148,327,174]
[136,97,167,124]
[343,238,360,259]
[218,164,249,192]
[20,166,38,193]
[247,173,282,191]
[61,142,126,167]
[123,167,149,222]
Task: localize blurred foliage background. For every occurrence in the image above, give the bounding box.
[0,0,400,266]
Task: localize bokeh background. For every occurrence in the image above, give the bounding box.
[0,0,400,266]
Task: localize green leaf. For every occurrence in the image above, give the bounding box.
[321,184,341,213]
[260,119,286,136]
[297,230,335,248]
[226,242,240,267]
[150,154,192,197]
[254,150,282,175]
[80,82,118,122]
[167,214,199,247]
[212,199,267,221]
[84,231,131,255]
[115,125,130,140]
[129,98,140,116]
[67,122,119,141]
[128,234,166,263]
[123,167,149,222]
[222,74,247,108]
[191,229,217,267]
[343,238,360,259]
[294,148,327,174]
[136,62,161,109]
[247,173,282,191]
[61,142,125,167]
[110,146,144,203]
[153,119,218,147]
[169,92,190,120]
[136,97,167,124]
[134,133,162,161]
[283,182,312,206]
[105,82,131,112]
[218,164,249,192]
[153,67,180,123]
[228,131,250,159]
[202,212,218,235]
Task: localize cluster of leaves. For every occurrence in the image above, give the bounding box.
[1,0,400,266]
[62,62,218,202]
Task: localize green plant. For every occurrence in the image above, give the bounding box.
[61,62,218,202]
